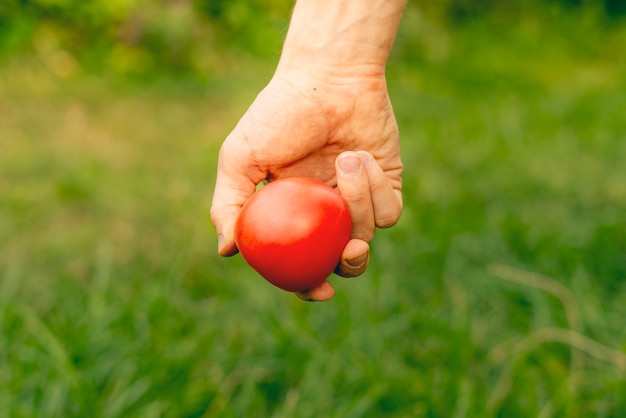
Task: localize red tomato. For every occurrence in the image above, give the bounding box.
[234,177,352,292]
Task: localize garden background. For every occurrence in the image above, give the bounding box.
[1,0,626,416]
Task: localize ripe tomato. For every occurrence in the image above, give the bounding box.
[234,177,352,292]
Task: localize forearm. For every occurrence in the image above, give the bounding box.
[277,0,407,79]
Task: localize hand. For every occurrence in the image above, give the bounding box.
[210,68,403,301]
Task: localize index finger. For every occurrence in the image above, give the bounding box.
[210,139,264,256]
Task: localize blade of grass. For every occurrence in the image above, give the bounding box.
[488,263,585,394]
[14,302,79,387]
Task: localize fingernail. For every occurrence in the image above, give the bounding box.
[338,155,361,174]
[356,151,372,165]
[347,253,368,267]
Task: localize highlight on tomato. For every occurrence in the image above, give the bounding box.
[234,177,352,293]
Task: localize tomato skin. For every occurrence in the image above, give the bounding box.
[234,177,352,292]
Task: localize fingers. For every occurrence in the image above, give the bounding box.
[210,176,248,256]
[331,150,402,283]
[295,281,335,302]
[336,152,376,243]
[356,151,403,228]
[335,239,370,277]
[295,237,369,301]
[295,238,369,301]
[210,139,264,257]
[335,150,403,239]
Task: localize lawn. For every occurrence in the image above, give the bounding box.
[1,6,626,418]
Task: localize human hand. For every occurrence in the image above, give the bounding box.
[210,67,403,301]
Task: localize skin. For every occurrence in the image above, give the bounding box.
[210,0,406,301]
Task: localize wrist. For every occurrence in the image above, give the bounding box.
[277,0,406,80]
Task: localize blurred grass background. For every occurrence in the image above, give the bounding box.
[1,0,626,417]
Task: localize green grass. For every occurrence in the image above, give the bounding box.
[1,10,626,418]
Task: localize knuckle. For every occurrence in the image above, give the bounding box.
[341,188,370,204]
[209,206,222,227]
[375,207,403,228]
[352,227,375,243]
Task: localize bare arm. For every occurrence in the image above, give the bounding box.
[279,0,407,79]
